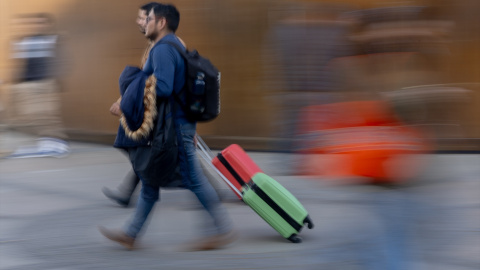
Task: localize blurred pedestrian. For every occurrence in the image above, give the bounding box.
[8,13,69,158]
[355,181,418,270]
[99,3,237,250]
[101,2,160,207]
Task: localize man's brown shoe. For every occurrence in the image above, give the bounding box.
[186,229,238,251]
[98,226,135,250]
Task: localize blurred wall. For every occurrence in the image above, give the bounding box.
[1,0,479,150]
[0,0,280,148]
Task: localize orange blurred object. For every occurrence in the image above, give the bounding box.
[296,100,429,183]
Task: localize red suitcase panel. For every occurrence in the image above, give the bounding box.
[212,144,263,199]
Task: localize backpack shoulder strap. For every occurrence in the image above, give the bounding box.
[156,40,188,109]
[159,40,188,58]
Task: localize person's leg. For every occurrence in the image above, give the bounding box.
[99,182,159,249]
[102,170,140,206]
[7,82,43,157]
[379,188,415,270]
[9,82,37,130]
[177,123,235,245]
[117,170,141,198]
[32,80,69,157]
[35,79,68,141]
[124,183,159,238]
[362,187,414,270]
[7,80,69,158]
[196,149,236,202]
[99,182,160,249]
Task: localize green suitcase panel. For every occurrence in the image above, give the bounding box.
[243,187,298,239]
[243,173,314,243]
[251,173,308,224]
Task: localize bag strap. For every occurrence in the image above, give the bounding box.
[159,40,188,58]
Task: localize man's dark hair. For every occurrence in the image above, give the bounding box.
[140,2,158,13]
[152,4,180,33]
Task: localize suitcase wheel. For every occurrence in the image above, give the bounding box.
[304,215,314,229]
[287,234,302,243]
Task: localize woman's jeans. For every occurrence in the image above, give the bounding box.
[125,122,232,238]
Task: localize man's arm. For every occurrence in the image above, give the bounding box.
[151,44,177,97]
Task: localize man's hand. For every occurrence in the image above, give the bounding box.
[110,101,122,116]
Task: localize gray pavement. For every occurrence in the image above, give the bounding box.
[0,131,479,270]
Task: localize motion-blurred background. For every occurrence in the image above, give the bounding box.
[0,0,479,152]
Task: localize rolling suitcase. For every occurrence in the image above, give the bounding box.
[243,172,314,243]
[196,136,314,242]
[212,144,263,199]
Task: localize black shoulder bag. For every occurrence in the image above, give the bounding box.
[128,98,178,187]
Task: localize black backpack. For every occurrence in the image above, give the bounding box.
[163,41,221,122]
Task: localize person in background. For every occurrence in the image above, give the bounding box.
[8,13,69,158]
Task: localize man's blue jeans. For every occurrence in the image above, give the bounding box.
[125,122,232,238]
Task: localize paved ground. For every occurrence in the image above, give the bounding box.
[0,131,479,270]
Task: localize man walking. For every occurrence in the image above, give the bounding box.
[101,2,158,207]
[99,3,237,251]
[101,2,227,207]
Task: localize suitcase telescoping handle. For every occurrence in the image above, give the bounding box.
[196,134,243,198]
